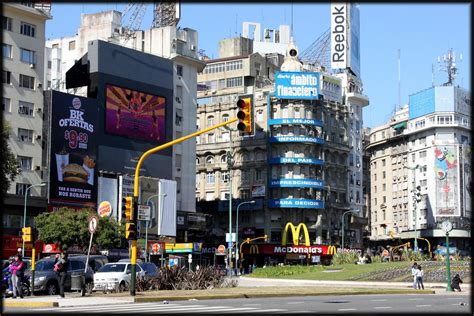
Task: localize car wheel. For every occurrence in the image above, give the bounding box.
[118,282,126,292]
[46,282,58,296]
[21,284,30,297]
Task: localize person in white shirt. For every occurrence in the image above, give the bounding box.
[411,262,418,289]
[415,265,425,290]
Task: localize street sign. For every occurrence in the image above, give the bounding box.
[88,216,98,234]
[152,243,160,253]
[137,205,151,221]
[216,244,226,254]
[188,253,192,263]
[225,232,236,243]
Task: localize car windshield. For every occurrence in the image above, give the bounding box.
[98,264,126,273]
[140,264,156,274]
[35,260,55,271]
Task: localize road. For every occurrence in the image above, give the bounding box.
[5,293,470,314]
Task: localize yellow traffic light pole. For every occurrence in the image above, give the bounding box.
[238,235,268,272]
[129,117,238,295]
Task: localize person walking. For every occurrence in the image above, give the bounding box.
[451,274,463,292]
[411,262,418,289]
[10,254,26,299]
[415,265,425,290]
[54,252,69,298]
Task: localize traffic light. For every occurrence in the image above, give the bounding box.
[122,197,133,221]
[125,222,137,240]
[236,97,252,133]
[22,227,32,242]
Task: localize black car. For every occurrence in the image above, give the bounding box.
[140,262,159,280]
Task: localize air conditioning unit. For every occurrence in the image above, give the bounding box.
[30,63,35,69]
[34,165,41,171]
[36,135,42,140]
[36,108,42,113]
[190,44,196,51]
[37,83,42,89]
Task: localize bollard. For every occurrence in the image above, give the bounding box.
[31,248,36,296]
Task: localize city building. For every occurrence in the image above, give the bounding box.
[44,9,205,237]
[366,84,471,252]
[2,3,51,243]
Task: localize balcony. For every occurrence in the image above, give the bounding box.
[347,91,369,106]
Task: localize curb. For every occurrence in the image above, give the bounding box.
[3,301,59,308]
[133,289,435,303]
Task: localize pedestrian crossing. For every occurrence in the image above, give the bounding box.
[32,302,288,314]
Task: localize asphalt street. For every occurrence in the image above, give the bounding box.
[4,293,470,314]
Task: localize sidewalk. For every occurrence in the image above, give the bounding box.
[3,277,468,309]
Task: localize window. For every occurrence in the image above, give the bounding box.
[374,185,377,193]
[241,170,249,181]
[240,189,251,198]
[419,150,426,159]
[205,156,214,164]
[382,159,386,167]
[207,133,215,143]
[19,74,35,89]
[3,70,11,84]
[374,198,377,205]
[221,131,230,142]
[176,64,183,76]
[16,183,30,196]
[255,169,263,181]
[221,171,230,183]
[419,137,426,145]
[383,196,387,203]
[220,154,227,163]
[382,171,386,179]
[20,22,36,37]
[17,156,32,170]
[18,128,33,142]
[3,98,11,112]
[3,16,12,31]
[383,183,386,191]
[52,43,59,49]
[206,172,215,184]
[47,61,52,69]
[68,40,76,50]
[420,179,427,187]
[20,48,36,64]
[3,44,12,58]
[207,116,214,127]
[226,76,242,88]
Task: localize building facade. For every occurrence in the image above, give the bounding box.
[367,86,471,252]
[2,3,51,238]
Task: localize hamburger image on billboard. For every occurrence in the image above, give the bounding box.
[49,92,98,206]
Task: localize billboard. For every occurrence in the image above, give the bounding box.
[434,146,460,217]
[105,84,166,142]
[137,176,159,234]
[409,87,435,119]
[275,72,319,100]
[331,3,347,70]
[348,3,361,77]
[49,91,98,206]
[97,177,119,220]
[158,179,177,237]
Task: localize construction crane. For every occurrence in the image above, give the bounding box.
[113,3,147,44]
[299,28,331,72]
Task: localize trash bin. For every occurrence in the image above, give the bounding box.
[71,272,85,292]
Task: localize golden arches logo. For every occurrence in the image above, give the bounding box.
[327,245,337,255]
[281,222,310,246]
[249,244,259,254]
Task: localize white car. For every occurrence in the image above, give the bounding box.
[92,262,145,292]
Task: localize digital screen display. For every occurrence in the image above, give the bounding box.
[105,84,166,142]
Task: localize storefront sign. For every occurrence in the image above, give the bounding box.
[269,199,324,209]
[275,72,319,100]
[268,118,323,126]
[269,157,324,165]
[270,179,324,189]
[269,136,325,144]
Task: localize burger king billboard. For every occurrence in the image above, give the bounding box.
[49,91,98,206]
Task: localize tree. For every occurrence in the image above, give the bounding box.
[2,122,20,194]
[35,208,124,251]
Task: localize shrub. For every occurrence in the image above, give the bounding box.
[331,252,359,265]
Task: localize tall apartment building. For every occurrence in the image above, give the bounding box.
[2,3,51,236]
[366,85,471,251]
[45,10,205,214]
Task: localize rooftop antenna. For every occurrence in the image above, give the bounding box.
[291,1,294,38]
[431,64,435,87]
[437,48,462,86]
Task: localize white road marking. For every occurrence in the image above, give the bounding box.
[374,306,392,309]
[416,304,432,307]
[287,302,304,304]
[370,299,387,302]
[408,298,424,301]
[243,303,262,306]
[338,308,357,311]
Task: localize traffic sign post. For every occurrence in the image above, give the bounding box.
[138,205,151,261]
[85,216,98,296]
[188,253,192,271]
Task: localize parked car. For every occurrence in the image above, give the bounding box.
[140,262,159,280]
[86,255,108,272]
[28,256,94,295]
[92,262,146,292]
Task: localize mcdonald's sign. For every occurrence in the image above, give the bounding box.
[249,244,259,254]
[327,245,337,255]
[282,222,310,246]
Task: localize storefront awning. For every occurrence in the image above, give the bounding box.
[393,121,407,129]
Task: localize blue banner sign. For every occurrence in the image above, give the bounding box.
[268,118,323,126]
[270,136,325,144]
[269,199,324,209]
[269,157,324,165]
[275,72,319,100]
[270,179,324,188]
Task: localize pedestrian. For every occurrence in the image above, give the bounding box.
[415,265,424,290]
[54,252,69,298]
[451,274,463,292]
[10,254,26,299]
[5,256,15,297]
[411,262,418,289]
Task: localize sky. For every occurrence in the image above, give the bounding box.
[45,3,471,128]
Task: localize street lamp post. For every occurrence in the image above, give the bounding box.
[22,182,47,257]
[221,125,234,277]
[235,200,255,275]
[341,209,360,252]
[405,164,421,252]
